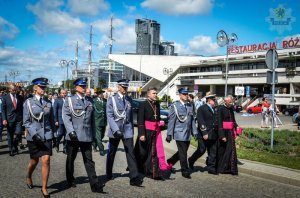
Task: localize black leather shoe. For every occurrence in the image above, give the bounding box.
[41,189,50,198]
[67,181,76,188]
[9,151,15,156]
[130,177,143,186]
[237,160,244,165]
[153,176,165,181]
[208,171,218,175]
[91,183,105,193]
[182,172,191,179]
[20,144,26,150]
[99,150,105,156]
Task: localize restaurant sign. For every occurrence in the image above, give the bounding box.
[227,37,300,54]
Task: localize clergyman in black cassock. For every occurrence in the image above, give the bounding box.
[217,95,238,175]
[134,87,171,180]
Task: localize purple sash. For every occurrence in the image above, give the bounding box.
[145,121,173,170]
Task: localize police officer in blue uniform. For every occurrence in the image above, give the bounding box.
[166,87,198,179]
[62,78,104,193]
[23,77,56,197]
[106,79,143,186]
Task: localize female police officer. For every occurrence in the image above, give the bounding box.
[23,78,56,198]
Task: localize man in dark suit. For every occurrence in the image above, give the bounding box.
[188,94,218,174]
[2,84,24,156]
[53,89,67,153]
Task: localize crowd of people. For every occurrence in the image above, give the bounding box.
[0,77,243,197]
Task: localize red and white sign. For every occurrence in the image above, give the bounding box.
[228,37,300,54]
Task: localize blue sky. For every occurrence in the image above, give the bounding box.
[0,0,299,84]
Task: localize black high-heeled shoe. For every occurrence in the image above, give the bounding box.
[41,189,50,198]
[26,178,33,189]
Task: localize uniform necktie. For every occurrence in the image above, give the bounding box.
[81,98,84,104]
[39,97,43,105]
[12,95,17,109]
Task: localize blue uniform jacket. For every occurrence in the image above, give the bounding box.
[167,100,198,141]
[23,96,56,141]
[106,93,134,139]
[62,94,95,142]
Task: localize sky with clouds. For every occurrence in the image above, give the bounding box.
[0,0,299,84]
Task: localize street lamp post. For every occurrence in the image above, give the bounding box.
[60,60,75,90]
[217,30,238,97]
[163,67,173,107]
[9,71,20,83]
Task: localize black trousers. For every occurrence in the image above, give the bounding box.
[106,138,138,179]
[167,141,190,172]
[7,121,22,152]
[56,124,67,150]
[189,138,217,172]
[66,141,98,187]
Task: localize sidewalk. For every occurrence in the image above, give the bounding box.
[161,131,300,188]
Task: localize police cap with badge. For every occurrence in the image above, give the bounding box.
[32,77,49,87]
[117,79,129,88]
[73,77,87,86]
[178,87,189,94]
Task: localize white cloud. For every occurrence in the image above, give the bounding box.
[173,35,219,55]
[123,3,136,13]
[93,17,126,33]
[68,0,109,16]
[93,17,136,53]
[0,46,69,83]
[0,17,19,41]
[27,0,86,34]
[141,0,213,15]
[188,35,219,54]
[174,42,191,55]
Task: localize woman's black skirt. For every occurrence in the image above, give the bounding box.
[27,140,52,159]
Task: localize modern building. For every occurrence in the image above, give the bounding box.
[135,18,160,55]
[109,43,300,106]
[159,41,175,56]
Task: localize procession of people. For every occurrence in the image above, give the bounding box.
[0,77,244,197]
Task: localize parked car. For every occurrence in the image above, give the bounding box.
[247,104,262,114]
[282,106,299,116]
[132,99,169,125]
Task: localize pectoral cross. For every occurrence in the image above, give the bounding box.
[154,114,157,119]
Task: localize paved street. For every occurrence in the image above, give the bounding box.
[1,128,300,198]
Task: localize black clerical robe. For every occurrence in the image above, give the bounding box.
[134,99,162,179]
[217,104,238,175]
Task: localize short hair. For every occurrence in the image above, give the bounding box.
[188,94,194,99]
[147,87,157,93]
[225,95,233,101]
